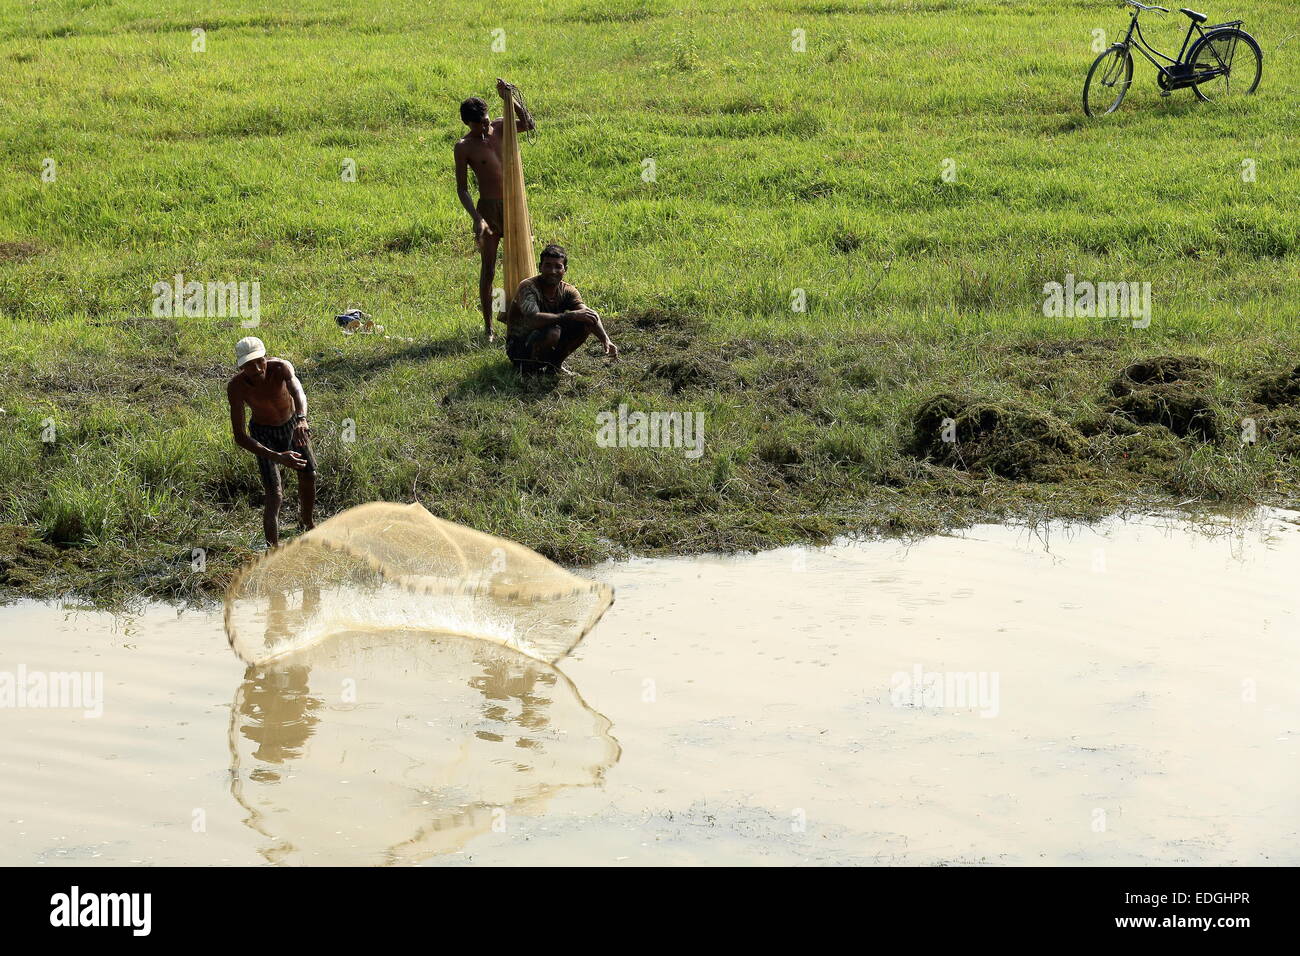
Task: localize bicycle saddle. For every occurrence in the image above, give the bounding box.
[1180,7,1208,22]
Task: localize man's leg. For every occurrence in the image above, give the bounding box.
[506,332,531,375]
[479,233,500,339]
[542,319,593,370]
[256,449,283,547]
[263,485,282,547]
[298,471,315,532]
[292,435,318,532]
[527,325,564,370]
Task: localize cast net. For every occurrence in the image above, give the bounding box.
[224,502,613,666]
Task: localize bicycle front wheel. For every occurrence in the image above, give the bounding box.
[1190,28,1262,102]
[1083,45,1133,117]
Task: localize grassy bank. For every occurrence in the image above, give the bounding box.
[2,0,1299,604]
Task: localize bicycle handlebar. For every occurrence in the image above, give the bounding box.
[1124,1,1169,12]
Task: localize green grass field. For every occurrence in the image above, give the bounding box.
[3,0,1300,603]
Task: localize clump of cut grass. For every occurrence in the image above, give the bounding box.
[1108,357,1220,441]
[908,392,1089,482]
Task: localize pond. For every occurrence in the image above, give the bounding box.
[2,509,1297,865]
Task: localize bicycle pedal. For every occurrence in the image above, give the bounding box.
[1159,90,1172,97]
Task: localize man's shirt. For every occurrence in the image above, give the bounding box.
[506,276,584,339]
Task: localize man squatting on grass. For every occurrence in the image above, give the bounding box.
[227,336,316,547]
[505,244,619,374]
[454,78,535,342]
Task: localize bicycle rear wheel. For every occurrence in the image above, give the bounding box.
[1190,28,1262,102]
[1083,45,1133,117]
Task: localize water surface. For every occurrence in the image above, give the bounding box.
[3,510,1298,865]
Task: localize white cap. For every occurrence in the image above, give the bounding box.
[235,336,266,368]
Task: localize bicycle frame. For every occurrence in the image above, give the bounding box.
[1120,9,1223,80]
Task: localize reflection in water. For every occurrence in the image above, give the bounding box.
[236,588,325,778]
[227,626,618,865]
[238,665,321,774]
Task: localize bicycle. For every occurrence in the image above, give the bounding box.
[1083,2,1262,117]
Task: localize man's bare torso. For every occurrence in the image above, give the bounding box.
[227,359,294,426]
[455,121,506,199]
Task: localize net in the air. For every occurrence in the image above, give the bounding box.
[224,502,614,666]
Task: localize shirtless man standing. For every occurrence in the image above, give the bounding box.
[454,78,535,342]
[226,336,316,547]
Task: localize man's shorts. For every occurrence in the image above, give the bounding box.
[505,320,589,372]
[249,418,316,494]
[476,197,504,237]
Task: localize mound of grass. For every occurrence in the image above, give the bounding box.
[908,392,1089,481]
[1108,357,1220,440]
[0,525,69,588]
[1251,364,1300,408]
[1110,356,1213,394]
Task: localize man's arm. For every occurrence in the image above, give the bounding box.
[228,382,286,462]
[509,97,535,132]
[567,290,617,357]
[280,361,311,444]
[509,305,595,333]
[511,309,569,333]
[511,290,602,335]
[495,78,535,132]
[588,315,615,353]
[508,285,564,333]
[562,290,614,348]
[579,311,617,357]
[453,142,485,239]
[279,361,307,417]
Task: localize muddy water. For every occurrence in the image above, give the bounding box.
[2,510,1298,866]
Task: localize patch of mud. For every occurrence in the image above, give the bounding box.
[1242,362,1300,454]
[1111,356,1212,392]
[617,319,760,395]
[619,306,705,333]
[1093,426,1186,481]
[0,240,46,262]
[643,354,737,394]
[1110,389,1220,441]
[741,355,836,413]
[1009,337,1119,359]
[906,355,1256,489]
